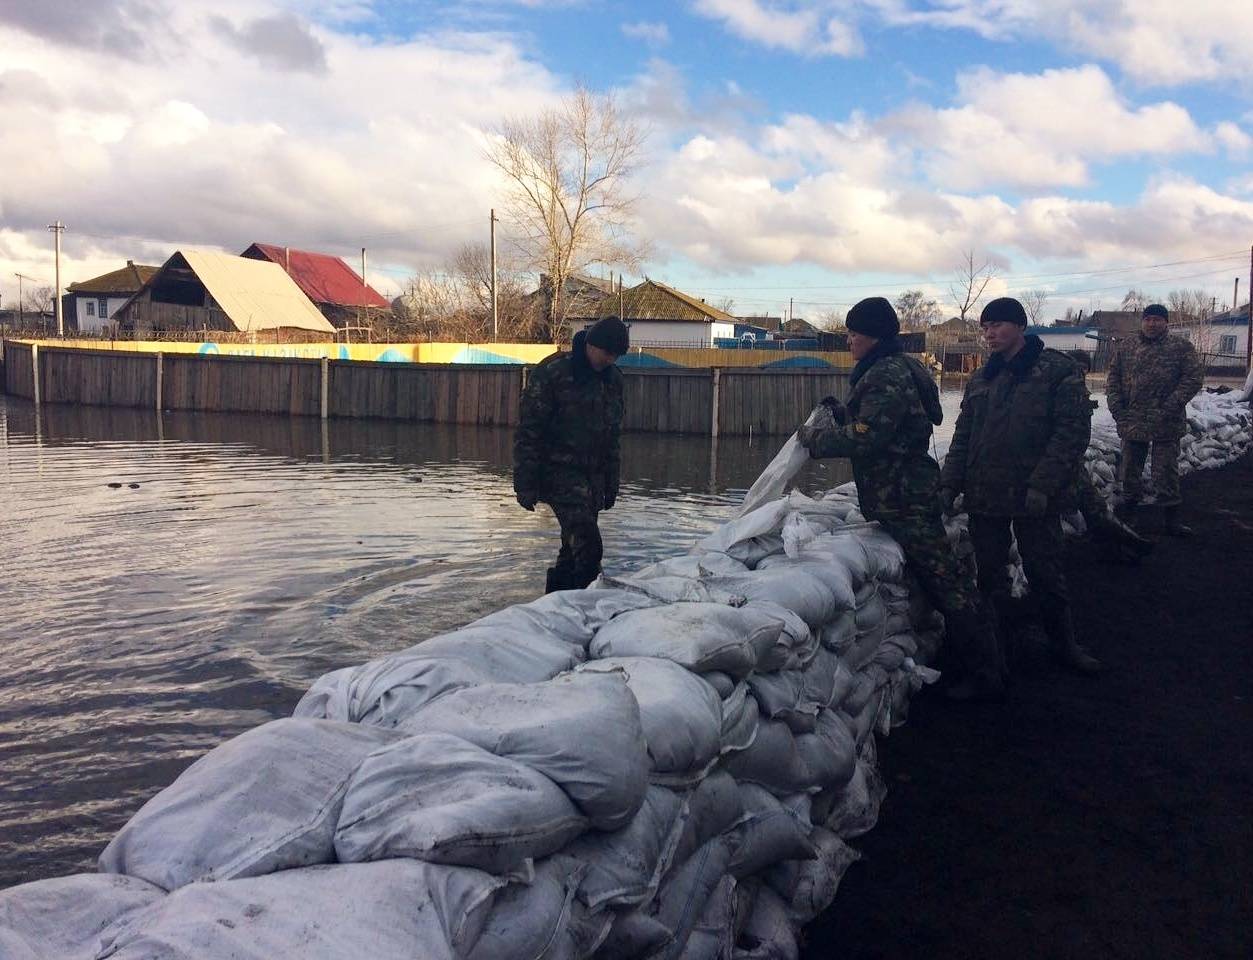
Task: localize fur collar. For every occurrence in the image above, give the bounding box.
[850,335,903,387]
[983,333,1044,380]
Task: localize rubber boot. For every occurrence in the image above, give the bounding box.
[1040,602,1102,675]
[1087,512,1155,564]
[942,607,1006,702]
[1113,498,1140,526]
[1163,505,1193,538]
[544,567,566,594]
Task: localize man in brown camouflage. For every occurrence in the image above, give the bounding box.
[941,297,1102,676]
[799,297,1005,701]
[514,316,628,593]
[1107,303,1204,536]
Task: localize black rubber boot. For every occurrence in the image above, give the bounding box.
[941,607,1007,702]
[1113,499,1140,526]
[1040,602,1102,675]
[544,567,566,594]
[1087,512,1155,563]
[1163,506,1193,538]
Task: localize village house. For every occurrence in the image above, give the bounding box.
[62,260,159,334]
[240,243,391,331]
[576,278,737,348]
[112,250,336,338]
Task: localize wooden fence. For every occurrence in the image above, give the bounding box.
[2,342,849,436]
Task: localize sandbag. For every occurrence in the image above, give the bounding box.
[99,718,403,891]
[402,673,649,831]
[763,827,861,923]
[822,754,887,839]
[0,873,164,960]
[94,860,508,960]
[793,710,857,790]
[720,682,761,754]
[733,885,797,960]
[744,602,817,670]
[294,655,492,727]
[673,770,746,867]
[577,658,723,784]
[650,836,736,959]
[726,785,816,880]
[590,603,785,677]
[466,855,603,960]
[676,874,737,960]
[708,568,841,629]
[720,720,811,796]
[333,733,587,873]
[801,647,853,709]
[402,628,585,684]
[562,786,688,910]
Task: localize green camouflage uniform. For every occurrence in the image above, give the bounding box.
[1107,332,1203,506]
[803,343,1003,687]
[513,331,624,591]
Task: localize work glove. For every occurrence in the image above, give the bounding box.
[1024,488,1049,518]
[516,491,538,512]
[938,487,959,516]
[820,395,847,424]
[796,424,821,454]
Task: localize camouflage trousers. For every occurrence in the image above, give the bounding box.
[547,503,603,592]
[1120,438,1181,506]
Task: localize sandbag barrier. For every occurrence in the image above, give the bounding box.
[1,389,1248,960]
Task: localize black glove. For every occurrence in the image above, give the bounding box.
[516,491,538,512]
[820,396,847,424]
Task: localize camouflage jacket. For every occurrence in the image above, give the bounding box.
[513,331,624,510]
[805,346,944,522]
[941,336,1091,517]
[1106,333,1203,441]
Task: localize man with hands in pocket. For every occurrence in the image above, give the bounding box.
[940,297,1101,675]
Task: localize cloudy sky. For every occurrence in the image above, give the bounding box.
[2,0,1252,321]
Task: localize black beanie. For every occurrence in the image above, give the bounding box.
[980,297,1028,326]
[585,315,629,355]
[845,297,899,339]
[1143,303,1168,320]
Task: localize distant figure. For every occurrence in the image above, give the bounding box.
[798,297,1005,701]
[941,297,1102,675]
[514,316,629,593]
[1107,303,1204,536]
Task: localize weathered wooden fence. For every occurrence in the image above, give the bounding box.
[2,343,849,436]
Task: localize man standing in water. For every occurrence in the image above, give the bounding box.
[514,315,628,593]
[799,297,1005,701]
[941,297,1102,675]
[1107,303,1204,536]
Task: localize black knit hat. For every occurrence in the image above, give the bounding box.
[1143,303,1168,320]
[845,297,900,339]
[585,316,629,356]
[980,297,1028,326]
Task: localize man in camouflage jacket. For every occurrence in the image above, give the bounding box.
[940,297,1100,675]
[514,316,628,593]
[1107,303,1204,535]
[800,297,1005,701]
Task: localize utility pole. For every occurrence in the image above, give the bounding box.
[490,209,498,342]
[1234,277,1240,317]
[788,297,794,324]
[1246,246,1252,372]
[359,247,367,344]
[48,221,65,337]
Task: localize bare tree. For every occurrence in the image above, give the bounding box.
[1120,289,1151,313]
[24,284,55,315]
[486,87,646,342]
[894,290,941,329]
[949,251,995,323]
[812,308,845,332]
[1022,289,1050,325]
[712,296,737,317]
[1167,288,1218,358]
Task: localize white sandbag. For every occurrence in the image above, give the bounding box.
[781,512,818,559]
[842,684,887,748]
[673,770,745,867]
[819,609,858,655]
[597,911,673,960]
[591,603,785,678]
[727,534,787,569]
[562,786,688,910]
[467,855,602,960]
[726,784,816,880]
[651,836,737,958]
[402,673,649,831]
[707,569,840,630]
[720,719,811,796]
[720,682,761,754]
[333,733,587,874]
[676,874,737,960]
[822,753,887,839]
[699,499,792,557]
[632,553,750,580]
[607,573,749,606]
[793,710,857,790]
[294,655,492,727]
[801,647,853,709]
[402,628,586,684]
[703,671,738,698]
[746,669,805,723]
[734,885,798,960]
[577,658,723,785]
[737,403,833,518]
[94,860,506,960]
[0,873,164,960]
[99,718,403,891]
[764,827,860,924]
[870,631,918,673]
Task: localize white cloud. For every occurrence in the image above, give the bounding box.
[621,20,671,46]
[1214,121,1252,157]
[692,0,863,57]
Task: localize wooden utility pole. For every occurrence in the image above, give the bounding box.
[490,209,498,341]
[1246,246,1252,372]
[48,221,65,337]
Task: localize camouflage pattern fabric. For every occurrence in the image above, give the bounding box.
[513,330,624,511]
[968,513,1071,609]
[1107,333,1203,442]
[550,503,604,591]
[1120,437,1182,506]
[877,514,979,616]
[941,336,1091,517]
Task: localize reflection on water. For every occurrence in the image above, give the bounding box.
[0,397,860,887]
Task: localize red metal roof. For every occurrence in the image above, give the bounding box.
[241,243,390,309]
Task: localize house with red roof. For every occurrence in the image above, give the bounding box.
[241,243,391,329]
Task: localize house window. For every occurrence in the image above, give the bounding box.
[98,298,108,319]
[86,301,95,317]
[1219,334,1237,354]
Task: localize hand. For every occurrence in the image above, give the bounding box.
[938,487,959,516]
[797,424,820,454]
[1024,488,1049,518]
[516,491,538,511]
[820,396,847,424]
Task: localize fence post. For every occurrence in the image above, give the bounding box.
[710,367,721,438]
[320,356,329,419]
[31,343,40,406]
[155,352,163,411]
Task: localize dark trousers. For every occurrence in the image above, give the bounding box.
[547,503,603,592]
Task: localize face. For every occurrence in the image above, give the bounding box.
[847,331,877,360]
[981,320,1026,356]
[1141,314,1168,339]
[585,342,618,371]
